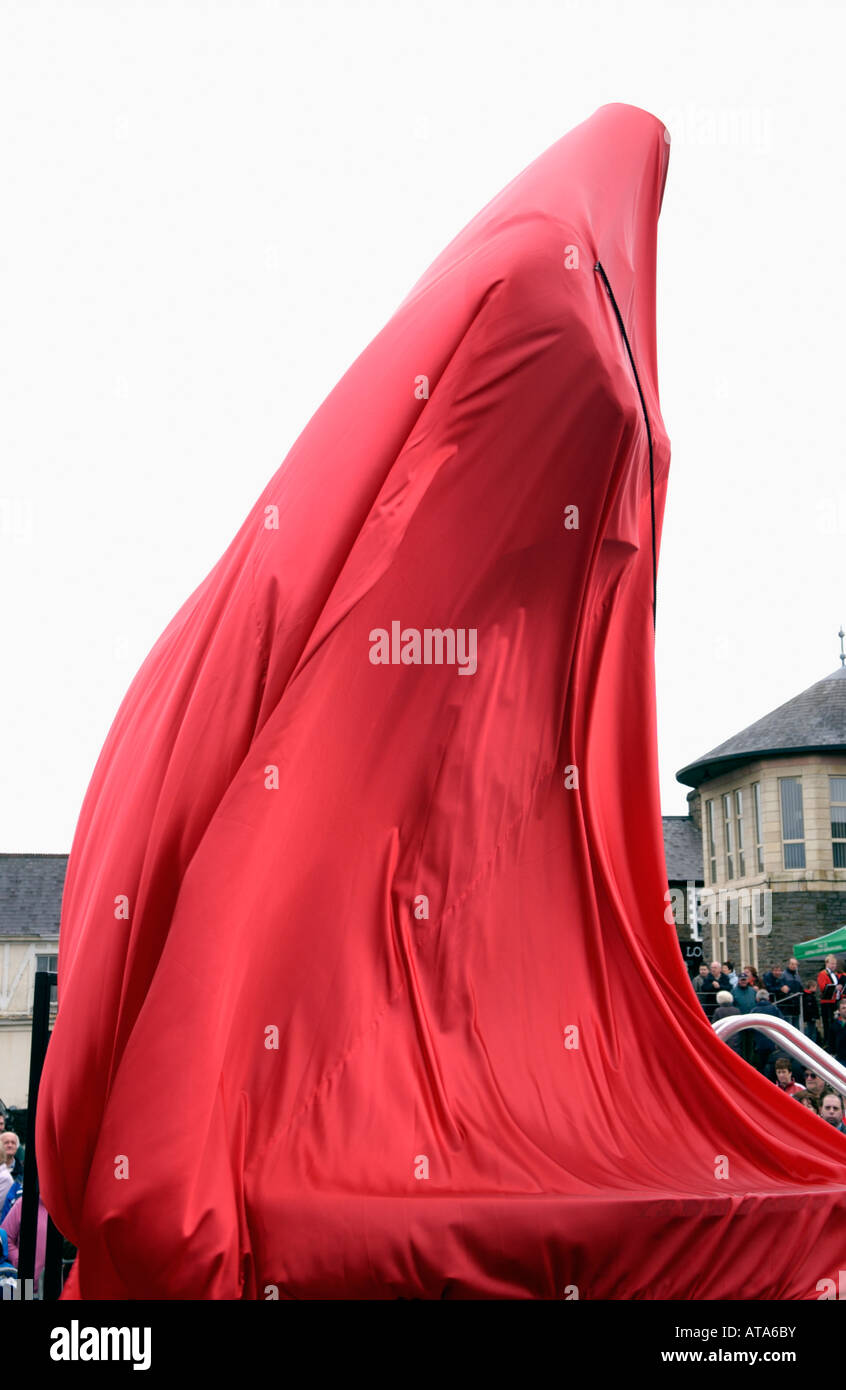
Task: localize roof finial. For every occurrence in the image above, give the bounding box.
[840,625,846,667]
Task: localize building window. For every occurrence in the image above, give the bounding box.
[734,788,745,877]
[711,911,728,967]
[831,776,846,868]
[706,799,717,883]
[752,781,764,873]
[722,793,735,879]
[31,953,59,1010]
[741,899,760,972]
[779,776,806,869]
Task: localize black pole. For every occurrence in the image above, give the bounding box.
[18,970,58,1293]
[42,1215,65,1300]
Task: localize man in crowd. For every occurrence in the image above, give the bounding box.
[803,1070,827,1102]
[830,997,846,1064]
[764,963,790,1002]
[752,989,785,1072]
[732,969,758,1013]
[780,957,804,1018]
[801,977,820,1042]
[728,968,760,1065]
[777,950,800,995]
[0,1135,15,1209]
[819,1090,846,1134]
[818,954,846,1050]
[692,964,711,998]
[1,1133,20,1180]
[700,961,732,1021]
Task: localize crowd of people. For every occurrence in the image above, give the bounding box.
[693,952,846,1127]
[0,1108,49,1292]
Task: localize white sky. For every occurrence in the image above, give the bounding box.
[3,0,845,851]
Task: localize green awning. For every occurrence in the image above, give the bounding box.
[793,925,846,960]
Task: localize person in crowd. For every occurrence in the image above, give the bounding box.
[794,1089,819,1113]
[0,1111,23,1173]
[0,1135,15,1207]
[764,963,790,1002]
[830,998,846,1065]
[803,1070,826,1101]
[700,961,732,1021]
[817,953,846,1050]
[727,973,761,1056]
[0,1170,21,1223]
[744,965,761,989]
[7,1132,23,1181]
[779,958,804,1020]
[773,1056,803,1096]
[752,989,785,1072]
[723,961,738,989]
[700,967,733,1011]
[800,977,820,1042]
[767,960,800,1020]
[732,969,758,1013]
[819,1090,846,1133]
[692,964,711,996]
[0,1193,48,1284]
[1,1133,21,1182]
[712,990,742,1053]
[729,969,760,1065]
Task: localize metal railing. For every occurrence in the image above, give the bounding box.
[712,1012,846,1094]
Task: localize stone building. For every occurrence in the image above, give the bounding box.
[673,664,846,974]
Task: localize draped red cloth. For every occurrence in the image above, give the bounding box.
[37,104,846,1299]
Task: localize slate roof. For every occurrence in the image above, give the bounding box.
[662,816,704,882]
[0,854,68,938]
[677,667,846,789]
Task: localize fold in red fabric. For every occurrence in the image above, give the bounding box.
[37,104,846,1299]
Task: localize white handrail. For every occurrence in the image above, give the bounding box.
[712,1012,846,1094]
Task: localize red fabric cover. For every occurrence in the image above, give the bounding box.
[37,104,846,1300]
